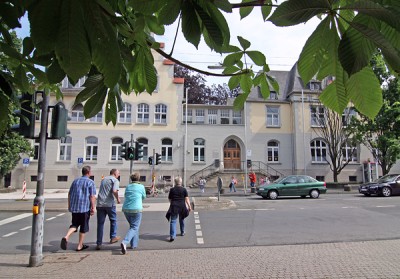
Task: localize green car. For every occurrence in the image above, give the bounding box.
[256,175,327,199]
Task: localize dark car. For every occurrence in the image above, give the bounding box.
[256,175,327,199]
[358,174,400,197]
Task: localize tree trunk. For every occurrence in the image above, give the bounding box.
[333,171,338,182]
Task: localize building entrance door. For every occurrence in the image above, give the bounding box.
[223,139,241,169]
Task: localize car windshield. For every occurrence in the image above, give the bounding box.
[376,174,398,183]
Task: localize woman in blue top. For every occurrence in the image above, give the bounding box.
[120,172,146,255]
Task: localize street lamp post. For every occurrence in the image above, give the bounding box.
[184,87,189,187]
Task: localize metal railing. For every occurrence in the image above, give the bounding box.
[189,161,219,186]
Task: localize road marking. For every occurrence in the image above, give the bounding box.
[195,219,200,224]
[3,232,18,237]
[20,226,31,231]
[342,206,357,209]
[376,205,396,208]
[56,213,65,217]
[237,209,252,211]
[196,231,203,237]
[0,213,31,227]
[195,224,201,230]
[46,217,56,221]
[254,208,275,211]
[197,238,204,244]
[193,211,204,245]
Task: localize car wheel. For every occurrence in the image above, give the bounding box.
[268,190,278,200]
[381,186,392,197]
[363,193,371,197]
[310,189,320,199]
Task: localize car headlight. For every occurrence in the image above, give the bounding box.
[258,188,264,191]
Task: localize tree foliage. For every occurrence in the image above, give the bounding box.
[174,64,238,105]
[348,53,400,175]
[312,105,358,182]
[1,0,400,136]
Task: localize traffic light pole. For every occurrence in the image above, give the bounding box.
[29,92,49,267]
[129,134,134,184]
[151,148,156,196]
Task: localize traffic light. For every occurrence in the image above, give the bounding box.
[135,141,144,160]
[127,146,135,160]
[155,153,162,165]
[120,141,130,160]
[12,92,36,138]
[50,102,70,139]
[148,156,153,165]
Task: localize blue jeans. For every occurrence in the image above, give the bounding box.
[122,212,142,248]
[170,214,185,239]
[230,183,237,192]
[96,206,118,245]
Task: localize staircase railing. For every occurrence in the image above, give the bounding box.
[189,162,219,186]
[247,161,285,181]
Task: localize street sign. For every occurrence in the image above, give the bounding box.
[77,157,83,164]
[23,158,30,167]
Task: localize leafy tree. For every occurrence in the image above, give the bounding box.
[348,53,400,175]
[312,106,358,182]
[175,65,239,104]
[1,0,400,136]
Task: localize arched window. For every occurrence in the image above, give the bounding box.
[310,139,327,162]
[71,104,85,122]
[111,137,123,161]
[194,138,205,162]
[161,138,172,162]
[118,103,132,123]
[137,138,148,161]
[59,136,72,161]
[137,103,149,123]
[267,140,279,162]
[155,104,167,124]
[85,136,98,161]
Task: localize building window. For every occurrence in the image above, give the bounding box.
[139,176,146,182]
[266,106,280,127]
[71,104,85,122]
[310,106,325,127]
[62,76,87,88]
[59,136,72,161]
[269,91,278,100]
[118,103,132,123]
[31,176,37,182]
[32,139,39,160]
[183,108,192,123]
[193,138,205,162]
[161,138,172,162]
[137,103,149,123]
[308,81,321,91]
[342,107,357,127]
[57,176,68,182]
[85,136,98,161]
[349,176,357,182]
[195,109,205,124]
[155,104,167,124]
[232,110,242,124]
[208,109,217,124]
[311,139,327,162]
[267,140,279,162]
[220,109,230,124]
[111,137,123,161]
[90,110,103,123]
[137,138,148,161]
[342,142,358,162]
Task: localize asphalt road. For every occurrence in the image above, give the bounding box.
[1,193,400,254]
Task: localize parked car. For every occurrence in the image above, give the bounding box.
[358,174,400,197]
[256,175,327,199]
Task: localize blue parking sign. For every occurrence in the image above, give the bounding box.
[23,158,30,165]
[77,157,83,164]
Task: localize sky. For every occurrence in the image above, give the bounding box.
[14,5,320,86]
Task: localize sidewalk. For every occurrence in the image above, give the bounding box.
[1,239,400,278]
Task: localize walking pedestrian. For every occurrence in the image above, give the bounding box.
[199,177,206,193]
[96,168,121,250]
[120,172,146,255]
[166,176,191,242]
[229,176,237,192]
[249,171,257,188]
[60,166,96,251]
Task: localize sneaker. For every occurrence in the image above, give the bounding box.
[121,243,126,255]
[169,237,174,242]
[95,245,101,250]
[181,232,185,236]
[110,236,121,244]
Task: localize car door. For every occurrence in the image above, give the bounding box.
[280,176,298,196]
[391,176,400,195]
[296,176,308,196]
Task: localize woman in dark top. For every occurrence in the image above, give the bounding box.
[167,176,192,242]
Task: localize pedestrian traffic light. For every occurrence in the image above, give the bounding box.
[127,146,135,160]
[135,141,144,160]
[148,156,153,165]
[120,141,130,160]
[11,92,36,139]
[155,153,161,165]
[50,102,70,139]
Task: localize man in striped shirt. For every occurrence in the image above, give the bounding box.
[60,165,96,251]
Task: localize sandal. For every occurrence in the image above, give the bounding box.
[60,237,67,250]
[76,244,89,251]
